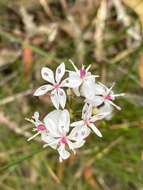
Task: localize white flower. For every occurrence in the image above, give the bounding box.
[25,112,47,141]
[34,63,80,109]
[83,81,125,111]
[71,103,109,138]
[42,109,85,162]
[68,59,98,96]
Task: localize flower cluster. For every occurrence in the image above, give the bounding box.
[26,60,124,162]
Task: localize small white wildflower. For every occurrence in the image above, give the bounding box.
[68,59,98,96]
[42,109,85,162]
[71,103,109,138]
[34,63,80,109]
[83,81,125,111]
[26,59,125,162]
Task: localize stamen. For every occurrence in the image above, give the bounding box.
[112,93,125,97]
[108,82,115,93]
[69,59,78,72]
[98,82,108,89]
[108,100,121,110]
[86,64,91,72]
[43,144,49,148]
[25,118,35,124]
[27,132,40,141]
[86,75,99,79]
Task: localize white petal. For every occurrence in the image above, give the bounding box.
[80,78,96,99]
[93,96,104,106]
[44,110,61,127]
[98,102,113,120]
[55,62,65,83]
[34,85,53,96]
[99,101,112,112]
[84,72,96,84]
[43,118,59,137]
[58,109,70,134]
[73,140,85,149]
[41,67,55,84]
[68,71,81,91]
[85,95,104,107]
[57,144,70,160]
[90,112,109,122]
[89,123,102,137]
[94,83,106,95]
[50,90,60,109]
[68,139,85,150]
[69,71,79,78]
[82,103,92,120]
[42,134,58,149]
[68,125,91,141]
[61,77,82,88]
[70,120,84,127]
[58,88,66,109]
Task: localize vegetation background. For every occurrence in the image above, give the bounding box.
[0,0,143,189]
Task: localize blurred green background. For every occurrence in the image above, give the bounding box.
[0,0,143,190]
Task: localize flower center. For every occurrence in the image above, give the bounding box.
[80,68,86,79]
[37,124,46,131]
[84,119,90,125]
[104,95,112,100]
[53,83,60,89]
[59,136,67,145]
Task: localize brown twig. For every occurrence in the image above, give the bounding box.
[0,89,33,106]
[39,0,53,18]
[93,0,107,62]
[47,163,61,184]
